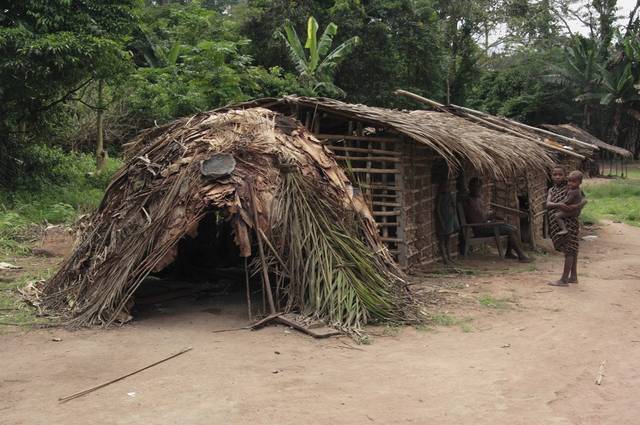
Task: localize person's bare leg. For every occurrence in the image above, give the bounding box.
[568,254,578,283]
[444,235,454,264]
[507,229,530,262]
[556,216,568,236]
[504,239,517,259]
[549,254,573,286]
[438,238,450,265]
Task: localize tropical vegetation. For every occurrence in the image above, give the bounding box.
[1,0,639,248]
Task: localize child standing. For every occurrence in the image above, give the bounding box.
[552,170,585,236]
[547,167,588,287]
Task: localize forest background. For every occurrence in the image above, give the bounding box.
[1,0,639,254]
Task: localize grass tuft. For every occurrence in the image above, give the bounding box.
[430,312,457,326]
[478,294,514,310]
[0,270,57,332]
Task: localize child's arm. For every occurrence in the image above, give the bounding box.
[563,198,588,212]
[546,191,561,209]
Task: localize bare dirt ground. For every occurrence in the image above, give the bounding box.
[1,221,639,425]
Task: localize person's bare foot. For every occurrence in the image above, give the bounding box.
[505,252,518,260]
[548,280,568,286]
[567,278,578,284]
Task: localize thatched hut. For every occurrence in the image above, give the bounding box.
[541,123,633,177]
[40,108,418,330]
[221,96,579,266]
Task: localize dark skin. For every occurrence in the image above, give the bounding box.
[547,168,588,286]
[468,182,530,261]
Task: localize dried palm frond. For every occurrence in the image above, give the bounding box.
[268,172,417,331]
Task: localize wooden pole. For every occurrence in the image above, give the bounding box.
[249,183,276,315]
[244,257,252,322]
[394,90,586,160]
[449,102,598,152]
[59,347,192,403]
[96,79,107,172]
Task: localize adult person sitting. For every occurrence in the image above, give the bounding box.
[463,177,531,262]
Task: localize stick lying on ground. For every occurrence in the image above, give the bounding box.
[595,360,606,385]
[59,347,193,403]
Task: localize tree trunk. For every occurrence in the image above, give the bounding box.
[96,80,107,172]
[583,103,591,129]
[609,104,623,148]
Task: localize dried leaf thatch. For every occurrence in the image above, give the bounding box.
[541,123,632,157]
[39,108,418,330]
[219,96,558,179]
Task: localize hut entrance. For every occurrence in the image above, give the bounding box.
[133,210,260,319]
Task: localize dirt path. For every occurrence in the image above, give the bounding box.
[1,221,639,425]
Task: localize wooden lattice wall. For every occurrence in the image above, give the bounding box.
[526,170,549,247]
[323,133,404,263]
[400,142,435,267]
[290,107,550,268]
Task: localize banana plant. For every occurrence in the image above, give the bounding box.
[279,17,360,97]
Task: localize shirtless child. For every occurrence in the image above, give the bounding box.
[552,170,584,236]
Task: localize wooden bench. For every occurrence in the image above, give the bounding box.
[456,202,510,258]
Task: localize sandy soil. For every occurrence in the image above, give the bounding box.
[1,221,639,425]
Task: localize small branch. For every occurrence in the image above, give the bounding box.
[595,360,606,385]
[38,79,93,112]
[626,0,640,36]
[59,347,193,403]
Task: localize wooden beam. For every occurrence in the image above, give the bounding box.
[381,237,403,243]
[350,168,400,174]
[394,89,587,160]
[333,155,400,163]
[315,133,402,143]
[372,201,401,207]
[450,103,599,151]
[326,145,401,157]
[373,210,401,217]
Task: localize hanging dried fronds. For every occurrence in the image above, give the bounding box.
[267,172,416,331]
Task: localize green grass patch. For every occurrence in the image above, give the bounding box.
[460,322,473,333]
[382,323,402,336]
[430,312,457,326]
[582,173,640,227]
[427,313,474,332]
[0,270,57,332]
[478,294,515,310]
[0,146,122,256]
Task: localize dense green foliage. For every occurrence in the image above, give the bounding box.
[3,0,638,160]
[0,146,121,255]
[1,0,639,248]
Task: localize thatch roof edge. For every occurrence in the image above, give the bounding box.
[541,124,633,158]
[219,96,556,178]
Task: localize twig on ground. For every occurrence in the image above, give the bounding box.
[59,347,193,403]
[595,360,606,385]
[211,327,249,334]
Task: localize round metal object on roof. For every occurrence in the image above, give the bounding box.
[200,153,236,178]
